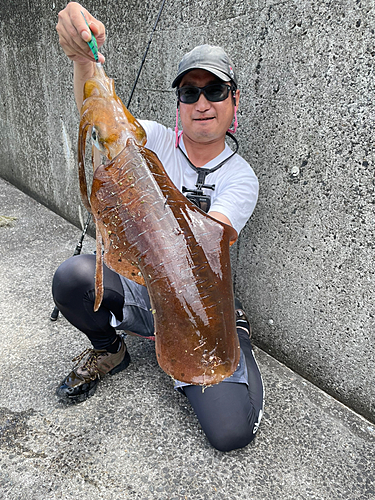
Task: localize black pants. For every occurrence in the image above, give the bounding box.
[52,254,264,452]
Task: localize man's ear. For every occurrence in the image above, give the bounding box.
[234,88,240,108]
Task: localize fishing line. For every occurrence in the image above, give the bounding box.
[50,0,167,321]
[127,0,167,109]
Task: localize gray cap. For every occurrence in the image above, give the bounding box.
[171,44,238,88]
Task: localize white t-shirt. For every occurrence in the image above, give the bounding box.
[139,120,259,235]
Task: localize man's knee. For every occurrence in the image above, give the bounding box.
[52,254,95,303]
[206,425,255,452]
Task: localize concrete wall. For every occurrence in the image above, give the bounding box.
[0,0,374,421]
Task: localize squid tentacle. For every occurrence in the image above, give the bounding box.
[78,117,93,214]
[94,223,104,312]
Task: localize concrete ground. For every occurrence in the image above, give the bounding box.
[0,176,374,500]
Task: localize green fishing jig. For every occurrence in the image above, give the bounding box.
[81,11,99,62]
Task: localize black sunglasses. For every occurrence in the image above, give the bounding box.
[176,83,234,104]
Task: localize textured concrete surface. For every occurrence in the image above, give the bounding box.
[233,0,375,422]
[0,0,374,423]
[1,180,375,500]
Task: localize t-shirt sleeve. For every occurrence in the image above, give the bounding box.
[138,119,171,155]
[209,162,259,235]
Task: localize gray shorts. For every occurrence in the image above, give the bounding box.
[109,274,155,339]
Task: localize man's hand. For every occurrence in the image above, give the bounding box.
[56,2,106,64]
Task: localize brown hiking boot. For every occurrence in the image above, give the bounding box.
[56,339,130,403]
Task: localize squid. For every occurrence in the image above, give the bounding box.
[78,63,240,385]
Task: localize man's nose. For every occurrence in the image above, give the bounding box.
[195,92,211,110]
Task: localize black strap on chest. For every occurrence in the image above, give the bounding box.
[179,132,239,192]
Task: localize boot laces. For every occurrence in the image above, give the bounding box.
[72,348,103,374]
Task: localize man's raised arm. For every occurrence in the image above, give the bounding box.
[56,2,106,110]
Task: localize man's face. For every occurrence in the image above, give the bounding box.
[178,69,239,145]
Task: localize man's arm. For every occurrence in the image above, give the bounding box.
[56,2,106,110]
[209,211,236,230]
[208,211,238,244]
[73,61,95,110]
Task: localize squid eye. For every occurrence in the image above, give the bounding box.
[91,126,106,154]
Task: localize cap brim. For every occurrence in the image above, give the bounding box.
[172,66,231,88]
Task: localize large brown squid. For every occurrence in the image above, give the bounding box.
[78,63,240,385]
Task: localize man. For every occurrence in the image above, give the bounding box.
[54,2,263,452]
